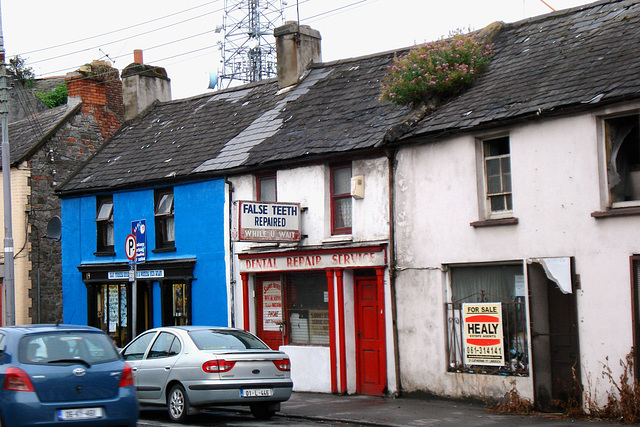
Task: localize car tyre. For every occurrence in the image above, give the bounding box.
[250,403,277,420]
[168,384,190,423]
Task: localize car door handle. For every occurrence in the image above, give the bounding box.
[164,366,171,371]
[131,367,138,371]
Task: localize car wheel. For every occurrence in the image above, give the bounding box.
[168,384,190,423]
[250,403,277,420]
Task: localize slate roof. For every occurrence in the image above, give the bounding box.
[7,103,80,165]
[58,53,411,194]
[58,0,640,195]
[406,0,640,138]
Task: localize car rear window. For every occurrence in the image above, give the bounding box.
[189,329,269,350]
[19,331,120,365]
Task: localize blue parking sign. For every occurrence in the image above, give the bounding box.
[132,220,146,263]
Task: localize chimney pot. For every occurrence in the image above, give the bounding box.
[134,49,143,64]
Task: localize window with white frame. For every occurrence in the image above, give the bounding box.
[483,136,513,218]
[257,173,276,202]
[604,113,640,206]
[155,189,175,250]
[96,196,114,254]
[445,263,528,375]
[331,164,352,235]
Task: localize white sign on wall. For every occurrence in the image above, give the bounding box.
[232,201,301,242]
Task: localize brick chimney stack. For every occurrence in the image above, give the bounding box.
[121,49,171,121]
[65,60,124,140]
[274,22,322,89]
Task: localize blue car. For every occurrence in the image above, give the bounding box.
[0,324,138,426]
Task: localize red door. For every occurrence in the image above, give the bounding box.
[355,277,386,396]
[255,277,284,350]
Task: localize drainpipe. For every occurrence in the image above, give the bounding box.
[226,179,236,328]
[386,148,402,396]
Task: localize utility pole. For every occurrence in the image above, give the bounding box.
[0,0,15,326]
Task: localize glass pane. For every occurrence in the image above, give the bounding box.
[157,193,174,215]
[96,201,113,221]
[333,197,352,229]
[486,158,501,177]
[259,177,276,202]
[487,176,502,194]
[189,329,269,350]
[490,195,505,212]
[106,223,114,246]
[333,167,351,195]
[503,172,512,192]
[286,273,329,345]
[506,194,513,210]
[165,216,175,242]
[501,157,511,174]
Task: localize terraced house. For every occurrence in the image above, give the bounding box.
[56,0,640,410]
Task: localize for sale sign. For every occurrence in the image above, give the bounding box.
[462,303,504,366]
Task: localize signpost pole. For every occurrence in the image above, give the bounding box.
[132,259,137,338]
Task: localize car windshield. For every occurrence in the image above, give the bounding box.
[189,329,269,350]
[19,331,120,365]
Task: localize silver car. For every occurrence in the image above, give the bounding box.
[121,326,293,422]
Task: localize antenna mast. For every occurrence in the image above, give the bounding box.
[218,0,284,89]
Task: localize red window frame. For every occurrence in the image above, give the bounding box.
[330,164,352,235]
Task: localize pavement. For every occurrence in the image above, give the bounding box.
[274,392,619,426]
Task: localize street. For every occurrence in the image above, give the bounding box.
[138,406,357,426]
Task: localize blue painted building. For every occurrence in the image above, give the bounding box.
[60,179,227,346]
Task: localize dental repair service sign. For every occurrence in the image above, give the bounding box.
[462,302,504,366]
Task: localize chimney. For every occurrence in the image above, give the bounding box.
[65,60,124,140]
[274,22,321,89]
[121,50,171,121]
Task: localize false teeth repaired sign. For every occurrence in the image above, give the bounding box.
[233,201,301,242]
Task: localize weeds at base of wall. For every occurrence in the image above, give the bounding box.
[488,385,534,415]
[595,351,640,423]
[492,350,640,424]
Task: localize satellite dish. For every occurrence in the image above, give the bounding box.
[46,216,61,241]
[208,72,218,90]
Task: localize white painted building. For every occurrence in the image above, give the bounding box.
[388,0,640,410]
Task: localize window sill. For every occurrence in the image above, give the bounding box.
[94,250,115,257]
[322,235,353,244]
[591,206,640,218]
[470,218,519,228]
[152,247,176,253]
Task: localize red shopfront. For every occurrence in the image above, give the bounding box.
[238,245,389,396]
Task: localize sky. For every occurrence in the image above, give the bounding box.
[2,0,594,100]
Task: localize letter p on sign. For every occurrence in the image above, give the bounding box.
[125,234,136,260]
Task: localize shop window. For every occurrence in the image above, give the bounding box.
[93,283,129,348]
[161,282,190,326]
[256,273,329,347]
[285,273,330,345]
[445,264,529,376]
[331,164,352,235]
[95,196,114,254]
[155,189,175,250]
[257,173,277,202]
[604,114,640,206]
[482,137,513,218]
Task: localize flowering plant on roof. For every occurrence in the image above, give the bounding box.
[379,29,494,107]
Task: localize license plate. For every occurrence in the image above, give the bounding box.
[241,388,274,397]
[57,407,104,420]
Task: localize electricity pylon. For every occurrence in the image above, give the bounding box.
[217,0,284,89]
